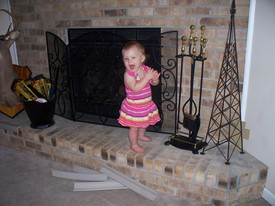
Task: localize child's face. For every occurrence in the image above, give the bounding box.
[122,46,145,72]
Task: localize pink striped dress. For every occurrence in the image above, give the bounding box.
[118,65,160,128]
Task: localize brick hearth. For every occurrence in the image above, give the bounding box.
[0,112,267,206]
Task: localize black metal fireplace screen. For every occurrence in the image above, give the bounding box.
[46,28,178,134]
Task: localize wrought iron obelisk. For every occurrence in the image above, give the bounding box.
[201,0,244,164]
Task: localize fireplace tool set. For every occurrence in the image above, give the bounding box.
[165,25,208,154]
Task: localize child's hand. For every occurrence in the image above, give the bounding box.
[152,70,160,82]
[149,68,160,85]
[144,67,155,80]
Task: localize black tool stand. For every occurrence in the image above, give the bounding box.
[167,134,206,154]
[165,29,208,154]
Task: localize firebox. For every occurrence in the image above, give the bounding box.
[46,28,178,134]
[68,28,161,119]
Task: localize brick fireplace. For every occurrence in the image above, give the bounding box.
[11,0,250,136]
[2,0,260,205]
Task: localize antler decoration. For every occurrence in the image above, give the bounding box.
[0,9,21,107]
[0,9,20,43]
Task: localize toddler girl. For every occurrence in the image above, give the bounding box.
[118,41,161,153]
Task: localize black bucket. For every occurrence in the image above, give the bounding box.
[24,99,56,129]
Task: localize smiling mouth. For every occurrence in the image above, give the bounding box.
[129,65,135,69]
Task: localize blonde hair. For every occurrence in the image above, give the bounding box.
[122,41,149,62]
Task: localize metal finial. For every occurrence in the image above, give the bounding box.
[200,26,206,43]
[230,0,236,15]
[181,36,187,54]
[192,36,197,55]
[189,25,195,41]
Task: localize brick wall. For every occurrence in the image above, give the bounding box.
[9,0,250,134]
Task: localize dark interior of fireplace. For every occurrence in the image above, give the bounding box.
[67,28,161,119]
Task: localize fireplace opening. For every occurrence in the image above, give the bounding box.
[67,28,161,120]
[46,28,178,133]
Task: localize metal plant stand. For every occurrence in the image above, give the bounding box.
[165,25,208,154]
[201,0,245,164]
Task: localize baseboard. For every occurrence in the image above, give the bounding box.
[263,188,275,206]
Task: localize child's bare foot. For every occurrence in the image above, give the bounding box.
[138,135,152,142]
[130,144,145,153]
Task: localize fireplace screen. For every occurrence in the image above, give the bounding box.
[46,28,178,133]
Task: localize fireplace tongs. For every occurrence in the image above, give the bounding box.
[182,58,201,143]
